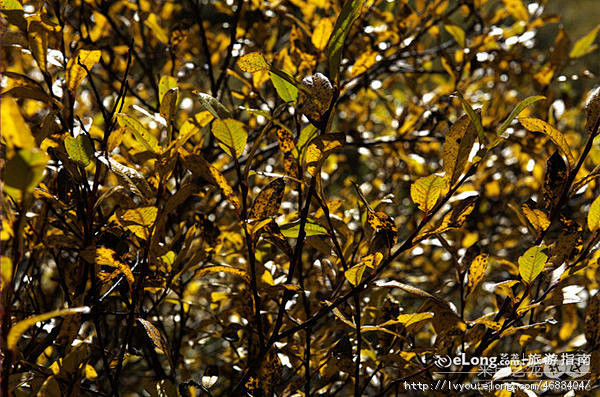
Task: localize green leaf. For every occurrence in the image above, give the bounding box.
[588,195,600,232]
[445,24,466,47]
[237,52,270,73]
[279,219,328,238]
[194,92,231,119]
[211,118,248,158]
[518,245,548,285]
[3,148,49,200]
[270,71,298,103]
[327,0,366,83]
[519,117,575,167]
[569,25,599,59]
[64,135,93,166]
[456,94,484,144]
[496,95,546,137]
[0,0,23,10]
[116,113,160,153]
[7,307,90,351]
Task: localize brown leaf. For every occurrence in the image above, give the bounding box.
[249,178,285,220]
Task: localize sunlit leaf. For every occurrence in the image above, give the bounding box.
[276,128,299,179]
[502,0,528,21]
[279,219,328,238]
[137,318,169,355]
[270,71,298,103]
[237,52,270,73]
[113,206,158,240]
[116,113,160,153]
[518,245,548,285]
[380,312,434,327]
[193,265,250,283]
[211,118,248,158]
[350,50,377,78]
[588,195,600,232]
[95,247,135,288]
[158,75,178,105]
[345,262,367,286]
[297,73,334,122]
[327,0,366,83]
[445,24,465,47]
[7,307,90,351]
[64,135,93,166]
[466,254,488,296]
[410,174,447,213]
[569,25,599,58]
[442,113,477,185]
[66,49,101,92]
[1,97,35,149]
[304,133,345,175]
[27,21,48,72]
[519,117,575,166]
[521,203,550,232]
[312,17,334,51]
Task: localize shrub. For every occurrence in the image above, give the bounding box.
[1,0,600,395]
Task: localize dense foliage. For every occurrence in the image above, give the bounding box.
[1,0,600,395]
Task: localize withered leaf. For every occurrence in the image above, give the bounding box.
[249,178,285,220]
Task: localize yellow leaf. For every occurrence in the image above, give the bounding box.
[1,256,13,292]
[444,24,466,47]
[521,204,550,231]
[304,133,345,175]
[410,174,447,213]
[159,87,179,122]
[113,206,158,240]
[66,49,102,92]
[380,312,434,327]
[312,17,334,51]
[211,118,248,158]
[27,20,47,72]
[519,117,575,167]
[137,318,169,354]
[350,50,377,78]
[7,307,90,351]
[588,195,600,232]
[1,97,35,149]
[85,364,98,380]
[276,128,299,179]
[193,265,250,283]
[180,151,241,210]
[569,25,599,59]
[249,178,285,220]
[95,247,135,288]
[237,52,270,73]
[345,262,367,286]
[502,0,528,21]
[443,113,478,185]
[466,254,488,296]
[518,245,548,285]
[158,75,178,104]
[116,113,160,154]
[143,13,168,44]
[361,252,383,269]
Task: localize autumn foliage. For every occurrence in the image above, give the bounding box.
[2,0,600,396]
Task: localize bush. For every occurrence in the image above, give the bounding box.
[1,0,600,395]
